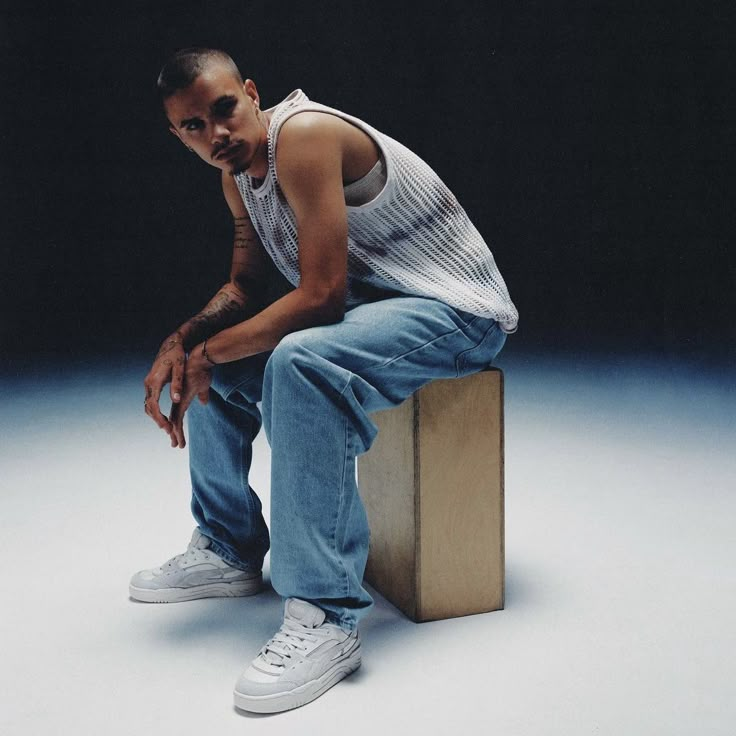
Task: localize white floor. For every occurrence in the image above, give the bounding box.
[1,350,734,735]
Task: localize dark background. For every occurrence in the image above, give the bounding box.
[0,1,732,367]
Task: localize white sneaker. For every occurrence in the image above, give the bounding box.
[129,529,263,603]
[233,598,362,713]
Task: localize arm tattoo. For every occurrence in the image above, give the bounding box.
[233,219,259,249]
[167,216,262,352]
[183,288,249,347]
[156,335,182,359]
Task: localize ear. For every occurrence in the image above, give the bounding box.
[243,78,259,107]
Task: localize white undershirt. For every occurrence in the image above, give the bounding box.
[343,154,387,207]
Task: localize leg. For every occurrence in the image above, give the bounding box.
[187,351,272,573]
[261,296,507,630]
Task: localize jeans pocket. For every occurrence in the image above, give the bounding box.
[454,320,506,377]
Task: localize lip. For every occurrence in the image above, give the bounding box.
[215,143,244,161]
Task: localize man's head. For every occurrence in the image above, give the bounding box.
[158,47,268,176]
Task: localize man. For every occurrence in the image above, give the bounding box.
[133,47,519,714]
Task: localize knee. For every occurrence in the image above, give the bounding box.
[266,327,329,375]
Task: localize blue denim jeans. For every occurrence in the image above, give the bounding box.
[186,296,508,631]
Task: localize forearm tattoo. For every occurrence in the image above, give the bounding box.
[183,288,249,347]
[156,333,183,359]
[159,216,261,355]
[233,216,259,249]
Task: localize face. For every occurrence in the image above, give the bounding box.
[165,64,267,176]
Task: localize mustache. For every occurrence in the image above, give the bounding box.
[212,141,243,160]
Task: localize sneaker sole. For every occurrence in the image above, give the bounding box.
[129,576,263,603]
[233,644,361,714]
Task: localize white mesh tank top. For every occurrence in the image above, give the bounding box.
[234,89,519,334]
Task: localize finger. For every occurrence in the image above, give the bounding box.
[173,409,186,449]
[169,402,181,447]
[143,383,158,420]
[176,418,186,449]
[170,355,185,403]
[145,357,175,420]
[147,384,173,433]
[144,399,158,421]
[170,396,191,449]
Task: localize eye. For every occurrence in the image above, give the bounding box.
[214,99,237,117]
[184,120,203,132]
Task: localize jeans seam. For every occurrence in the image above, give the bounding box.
[454,321,500,376]
[238,420,252,517]
[222,374,261,402]
[363,321,474,373]
[335,385,352,600]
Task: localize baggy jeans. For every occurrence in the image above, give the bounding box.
[186,295,508,631]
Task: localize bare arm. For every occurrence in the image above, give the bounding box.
[166,114,351,449]
[192,113,348,365]
[170,172,271,351]
[144,171,270,439]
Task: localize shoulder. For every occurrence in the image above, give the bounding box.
[279,110,347,139]
[276,111,344,180]
[277,111,348,160]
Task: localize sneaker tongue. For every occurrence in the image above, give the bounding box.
[285,598,326,628]
[189,529,211,550]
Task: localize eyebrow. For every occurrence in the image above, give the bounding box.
[179,95,237,128]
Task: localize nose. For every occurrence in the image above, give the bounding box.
[211,122,230,146]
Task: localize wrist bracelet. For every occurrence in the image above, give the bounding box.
[202,339,218,366]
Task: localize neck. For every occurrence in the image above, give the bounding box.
[244,110,272,179]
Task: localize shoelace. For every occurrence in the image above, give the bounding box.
[162,546,209,570]
[260,619,322,667]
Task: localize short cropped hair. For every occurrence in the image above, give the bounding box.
[157,47,243,100]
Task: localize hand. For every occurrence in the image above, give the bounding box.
[169,344,213,449]
[143,333,186,440]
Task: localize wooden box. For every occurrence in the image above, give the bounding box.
[357,368,505,622]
